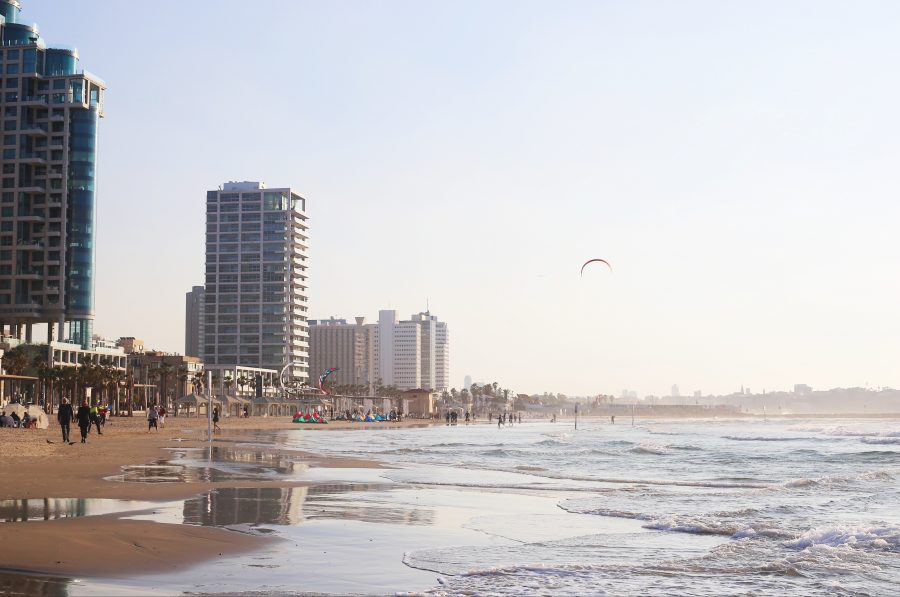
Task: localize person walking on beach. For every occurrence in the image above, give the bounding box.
[76,400,91,443]
[147,404,159,432]
[89,404,102,435]
[213,406,221,433]
[498,415,502,429]
[158,406,167,427]
[57,398,73,443]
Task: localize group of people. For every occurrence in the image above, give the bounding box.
[56,399,108,444]
[491,412,522,428]
[0,409,35,428]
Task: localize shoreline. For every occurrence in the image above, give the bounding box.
[0,416,429,578]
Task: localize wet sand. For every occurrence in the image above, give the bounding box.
[0,415,431,578]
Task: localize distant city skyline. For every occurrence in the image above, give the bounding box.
[21,1,900,396]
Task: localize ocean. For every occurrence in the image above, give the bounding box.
[283,417,900,596]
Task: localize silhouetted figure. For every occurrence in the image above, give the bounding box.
[57,399,74,443]
[77,400,91,443]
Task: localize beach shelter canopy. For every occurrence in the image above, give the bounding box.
[176,393,223,406]
[220,394,251,405]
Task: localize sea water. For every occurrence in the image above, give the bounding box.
[283,418,900,596]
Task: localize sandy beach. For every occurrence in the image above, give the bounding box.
[0,414,431,578]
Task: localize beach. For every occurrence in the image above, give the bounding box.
[0,415,898,595]
[0,415,422,579]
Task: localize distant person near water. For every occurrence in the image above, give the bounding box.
[147,404,159,432]
[213,406,221,432]
[57,398,73,443]
[611,415,615,424]
[76,400,91,443]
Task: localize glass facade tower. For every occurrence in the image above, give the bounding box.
[0,0,105,348]
[204,182,310,384]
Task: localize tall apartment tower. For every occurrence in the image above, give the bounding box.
[375,309,449,392]
[203,182,309,383]
[184,285,204,357]
[308,316,376,392]
[0,1,106,348]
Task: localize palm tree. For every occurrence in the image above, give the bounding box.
[223,375,234,395]
[236,375,248,394]
[125,370,135,416]
[107,367,124,415]
[3,346,30,401]
[158,363,173,411]
[147,366,161,408]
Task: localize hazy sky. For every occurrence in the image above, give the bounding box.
[27,1,900,396]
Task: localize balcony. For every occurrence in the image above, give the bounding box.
[17,185,46,194]
[19,122,48,135]
[15,266,43,278]
[20,96,49,107]
[15,239,44,249]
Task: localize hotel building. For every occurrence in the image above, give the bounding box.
[0,0,106,348]
[202,182,309,383]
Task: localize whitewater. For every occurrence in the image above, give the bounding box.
[285,417,900,596]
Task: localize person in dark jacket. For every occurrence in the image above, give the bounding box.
[76,400,92,443]
[57,398,74,443]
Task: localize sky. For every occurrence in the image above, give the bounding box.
[23,1,900,397]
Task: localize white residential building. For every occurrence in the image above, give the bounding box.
[374,309,449,392]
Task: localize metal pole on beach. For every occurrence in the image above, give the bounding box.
[575,403,578,430]
[207,370,212,442]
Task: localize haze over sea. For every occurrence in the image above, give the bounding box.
[285,418,900,596]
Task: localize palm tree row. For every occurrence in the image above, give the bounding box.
[2,345,199,416]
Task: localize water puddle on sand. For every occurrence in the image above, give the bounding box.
[0,498,168,522]
[104,445,307,484]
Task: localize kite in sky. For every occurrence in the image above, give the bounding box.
[580,258,613,276]
[318,367,340,394]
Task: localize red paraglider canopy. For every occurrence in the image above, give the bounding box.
[580,258,612,276]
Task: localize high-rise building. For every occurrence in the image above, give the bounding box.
[184,285,204,357]
[0,1,106,348]
[203,182,309,383]
[411,311,449,393]
[374,309,449,392]
[308,316,376,392]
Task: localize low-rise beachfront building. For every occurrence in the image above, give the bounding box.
[203,364,279,399]
[0,335,126,370]
[403,388,436,417]
[128,352,203,409]
[115,337,144,354]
